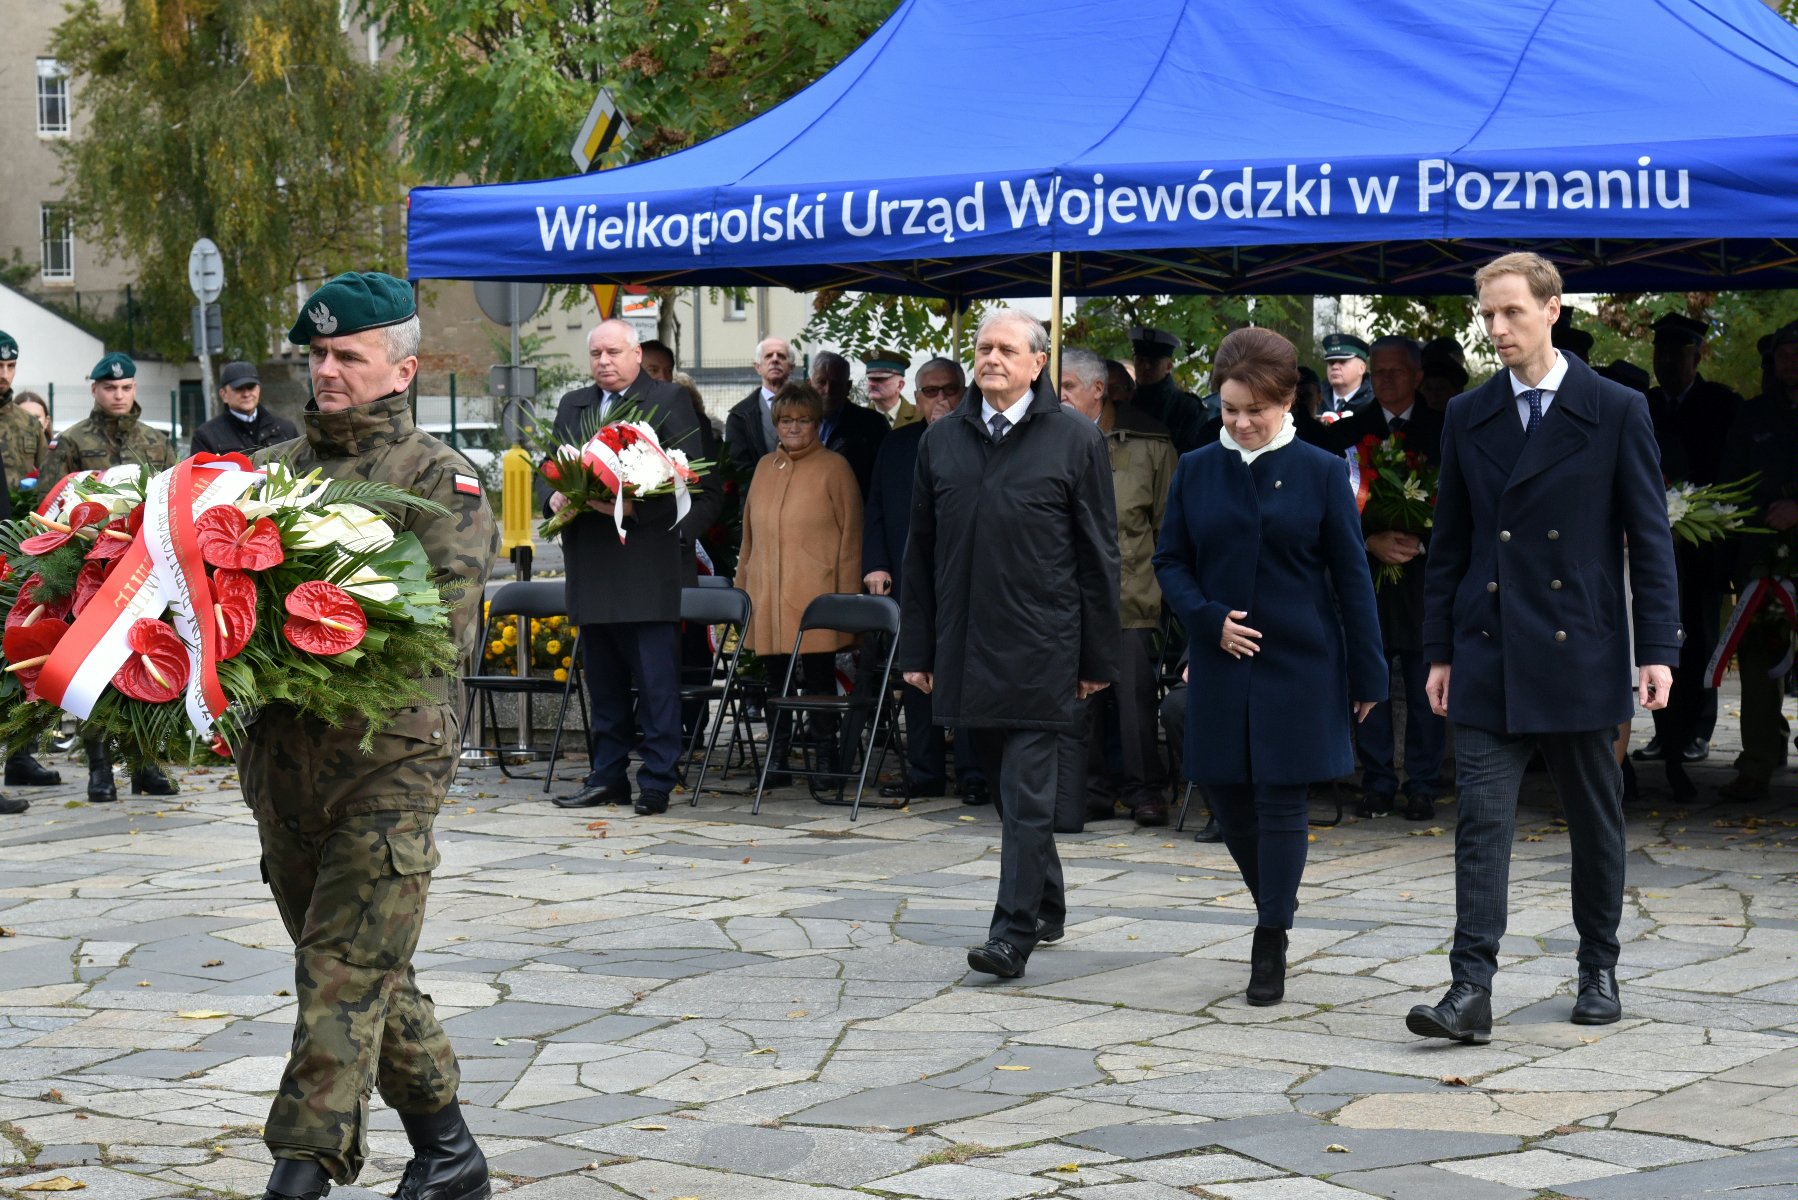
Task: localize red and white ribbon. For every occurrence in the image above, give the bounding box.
[1706,577,1797,687]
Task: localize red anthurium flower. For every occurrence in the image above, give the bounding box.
[540,459,562,485]
[86,517,135,561]
[69,560,109,619]
[209,732,234,760]
[20,500,112,557]
[3,617,68,701]
[0,555,10,582]
[195,506,284,571]
[111,619,190,703]
[282,581,367,655]
[7,575,71,630]
[127,504,145,536]
[211,568,258,660]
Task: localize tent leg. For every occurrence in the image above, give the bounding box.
[951,298,963,360]
[1049,251,1063,384]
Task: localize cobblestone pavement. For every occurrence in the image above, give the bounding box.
[1,690,1792,1200]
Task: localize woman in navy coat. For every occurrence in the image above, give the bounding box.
[1153,327,1387,1005]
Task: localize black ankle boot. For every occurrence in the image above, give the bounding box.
[262,1158,331,1200]
[1246,925,1288,1006]
[85,740,117,803]
[395,1101,490,1200]
[131,763,179,796]
[5,746,61,786]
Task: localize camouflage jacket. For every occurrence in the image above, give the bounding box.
[0,393,48,487]
[39,404,178,485]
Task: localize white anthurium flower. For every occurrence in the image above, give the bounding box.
[341,565,399,605]
[293,504,396,552]
[239,468,331,521]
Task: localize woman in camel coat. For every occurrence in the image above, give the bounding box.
[738,381,864,780]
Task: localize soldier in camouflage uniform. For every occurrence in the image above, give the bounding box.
[40,354,182,803]
[0,331,60,808]
[245,273,497,1200]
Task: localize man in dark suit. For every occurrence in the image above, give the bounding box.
[723,336,793,476]
[1410,253,1681,1044]
[901,309,1119,981]
[808,350,886,498]
[1634,313,1741,790]
[548,319,719,816]
[1334,336,1447,822]
[863,357,986,805]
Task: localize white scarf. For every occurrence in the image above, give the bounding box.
[1220,411,1296,464]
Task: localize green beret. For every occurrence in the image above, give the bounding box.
[0,330,16,362]
[862,349,910,375]
[89,352,136,381]
[1321,333,1369,362]
[288,271,416,345]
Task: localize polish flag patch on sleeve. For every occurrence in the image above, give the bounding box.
[453,473,482,497]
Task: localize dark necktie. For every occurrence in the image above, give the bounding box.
[1521,388,1543,435]
[988,412,1009,443]
[1389,415,1408,434]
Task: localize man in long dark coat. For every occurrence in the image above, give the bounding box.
[900,309,1119,980]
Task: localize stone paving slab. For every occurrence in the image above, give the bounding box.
[0,696,1791,1200]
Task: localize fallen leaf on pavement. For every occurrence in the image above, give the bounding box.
[957,815,977,822]
[631,1124,668,1132]
[1051,1163,1080,1172]
[747,1048,776,1055]
[586,820,608,830]
[995,1064,1031,1071]
[201,960,223,968]
[787,1010,808,1018]
[1324,1143,1350,1153]
[176,1010,230,1019]
[1407,827,1445,837]
[19,1179,86,1191]
[492,1038,508,1046]
[1440,1075,1470,1087]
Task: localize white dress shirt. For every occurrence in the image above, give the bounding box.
[981,392,1030,435]
[1510,350,1568,429]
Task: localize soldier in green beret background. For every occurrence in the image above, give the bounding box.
[39,353,181,803]
[245,271,497,1200]
[0,330,61,805]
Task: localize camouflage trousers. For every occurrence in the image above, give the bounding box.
[256,808,461,1182]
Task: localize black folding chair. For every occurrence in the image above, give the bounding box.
[460,580,588,790]
[678,585,758,804]
[696,575,733,588]
[752,594,902,821]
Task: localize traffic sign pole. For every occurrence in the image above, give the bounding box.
[187,238,224,424]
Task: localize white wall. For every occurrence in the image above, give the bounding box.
[0,283,102,428]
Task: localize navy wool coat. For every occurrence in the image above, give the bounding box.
[1422,354,1683,734]
[1154,437,1387,785]
[899,378,1119,731]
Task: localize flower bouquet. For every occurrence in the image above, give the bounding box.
[1665,475,1766,546]
[0,453,460,765]
[534,408,704,542]
[1349,431,1438,589]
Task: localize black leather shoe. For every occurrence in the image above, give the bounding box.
[5,750,61,786]
[1402,794,1436,822]
[1406,981,1493,1044]
[1356,794,1394,819]
[882,779,944,799]
[131,764,179,796]
[1085,802,1116,823]
[1246,925,1287,1006]
[633,789,670,816]
[1133,804,1169,828]
[1570,965,1621,1025]
[966,938,1026,979]
[263,1158,332,1200]
[1630,736,1664,761]
[86,741,117,804]
[395,1101,490,1200]
[762,772,794,789]
[1036,918,1065,944]
[553,782,629,809]
[960,782,991,807]
[1193,813,1223,843]
[0,793,28,814]
[1681,738,1709,763]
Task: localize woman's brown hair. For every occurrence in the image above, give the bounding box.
[770,380,824,423]
[1212,327,1298,407]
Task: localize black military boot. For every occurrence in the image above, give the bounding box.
[395,1101,490,1200]
[6,743,62,786]
[85,740,117,803]
[131,763,179,796]
[262,1158,331,1200]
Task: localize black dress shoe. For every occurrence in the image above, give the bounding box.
[1036,918,1065,944]
[1630,736,1664,761]
[0,793,28,815]
[1405,981,1492,1044]
[960,782,991,806]
[1570,965,1621,1025]
[263,1158,332,1200]
[633,789,670,816]
[1356,794,1394,819]
[1133,804,1169,828]
[1246,925,1288,1006]
[395,1099,490,1200]
[1681,737,1709,763]
[762,772,794,789]
[131,764,179,796]
[1193,813,1223,843]
[966,938,1026,979]
[1402,794,1436,822]
[882,779,944,799]
[553,782,629,809]
[5,751,61,786]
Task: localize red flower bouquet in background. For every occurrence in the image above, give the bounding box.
[535,412,706,541]
[1350,431,1439,590]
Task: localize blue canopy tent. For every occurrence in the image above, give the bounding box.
[406,0,1798,299]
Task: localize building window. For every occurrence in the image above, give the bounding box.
[723,293,748,322]
[40,204,73,282]
[37,59,70,136]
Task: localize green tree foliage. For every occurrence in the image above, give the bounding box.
[50,0,398,362]
[1588,292,1792,399]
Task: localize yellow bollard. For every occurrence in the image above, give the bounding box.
[500,444,536,555]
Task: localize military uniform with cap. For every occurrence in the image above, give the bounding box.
[863,349,919,429]
[38,353,179,489]
[0,330,49,499]
[191,361,300,455]
[1322,333,1375,414]
[244,273,497,1200]
[1127,326,1206,454]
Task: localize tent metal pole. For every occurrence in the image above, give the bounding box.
[1049,251,1063,383]
[951,298,963,359]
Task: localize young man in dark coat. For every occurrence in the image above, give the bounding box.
[1410,252,1681,1045]
[548,319,719,816]
[900,309,1120,980]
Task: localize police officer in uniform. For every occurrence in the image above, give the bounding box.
[247,273,497,1200]
[1321,333,1375,414]
[40,353,182,802]
[1127,326,1206,454]
[0,330,61,802]
[190,360,300,455]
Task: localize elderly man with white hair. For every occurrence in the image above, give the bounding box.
[900,309,1120,980]
[724,335,795,475]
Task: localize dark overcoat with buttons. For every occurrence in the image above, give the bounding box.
[1421,354,1682,735]
[1154,436,1387,785]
